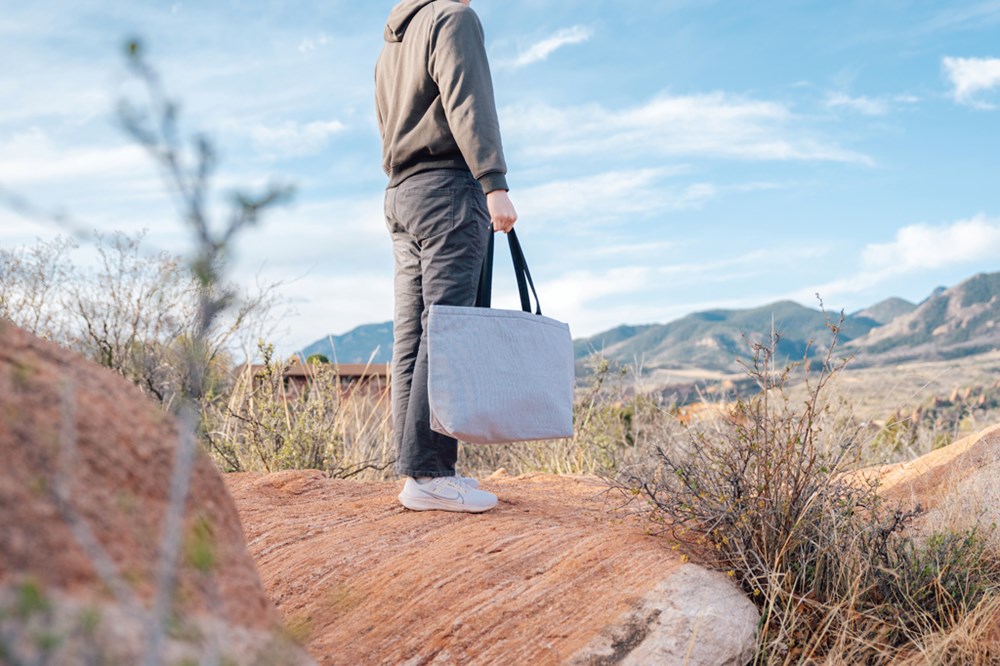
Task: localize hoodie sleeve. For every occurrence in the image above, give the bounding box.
[428,6,508,193]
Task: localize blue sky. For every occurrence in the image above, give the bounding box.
[2,0,1000,354]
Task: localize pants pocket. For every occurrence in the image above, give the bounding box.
[395,185,457,241]
[384,187,399,233]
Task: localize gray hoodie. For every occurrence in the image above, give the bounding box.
[376,0,508,193]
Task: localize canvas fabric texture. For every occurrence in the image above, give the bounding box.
[427,234,575,444]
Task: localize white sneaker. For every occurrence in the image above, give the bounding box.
[458,476,480,489]
[398,476,497,513]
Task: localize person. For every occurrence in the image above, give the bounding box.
[375,0,517,513]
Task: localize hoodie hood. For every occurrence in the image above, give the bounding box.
[384,0,438,42]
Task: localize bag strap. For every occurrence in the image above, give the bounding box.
[475,230,494,308]
[475,229,542,315]
[508,230,542,315]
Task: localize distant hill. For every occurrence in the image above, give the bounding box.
[849,272,1000,364]
[852,297,917,325]
[299,322,393,364]
[572,324,657,360]
[575,300,880,372]
[298,271,1000,377]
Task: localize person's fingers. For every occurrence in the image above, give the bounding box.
[492,216,514,232]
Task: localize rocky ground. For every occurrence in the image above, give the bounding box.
[0,322,311,664]
[225,471,757,665]
[872,422,1000,545]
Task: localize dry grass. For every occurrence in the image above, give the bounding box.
[201,343,395,478]
[200,350,659,480]
[618,320,1000,664]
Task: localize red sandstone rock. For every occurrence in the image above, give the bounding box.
[0,322,310,663]
[873,423,1000,543]
[225,471,758,665]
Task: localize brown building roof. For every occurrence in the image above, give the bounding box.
[235,363,390,380]
[283,363,390,378]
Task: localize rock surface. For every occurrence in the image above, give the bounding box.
[225,470,759,665]
[0,322,310,664]
[570,564,758,666]
[873,423,1000,544]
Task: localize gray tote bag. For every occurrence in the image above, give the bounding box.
[427,230,574,444]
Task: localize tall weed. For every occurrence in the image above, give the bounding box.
[201,343,394,478]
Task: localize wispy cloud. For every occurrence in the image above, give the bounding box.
[943,56,1000,107]
[536,246,830,336]
[276,272,394,351]
[509,25,593,68]
[230,194,386,271]
[515,168,714,226]
[917,1,1000,35]
[237,119,347,158]
[298,33,329,53]
[503,92,872,164]
[862,214,1000,272]
[806,214,1000,297]
[584,241,677,258]
[825,92,890,116]
[0,127,151,185]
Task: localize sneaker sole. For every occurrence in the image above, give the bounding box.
[397,492,497,513]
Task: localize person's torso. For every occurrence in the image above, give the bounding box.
[375,1,476,186]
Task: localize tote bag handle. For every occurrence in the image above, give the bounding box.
[475,229,542,315]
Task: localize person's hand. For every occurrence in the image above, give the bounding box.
[486,190,517,233]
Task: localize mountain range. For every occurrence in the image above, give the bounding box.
[845,272,1000,364]
[299,321,393,365]
[299,271,1000,378]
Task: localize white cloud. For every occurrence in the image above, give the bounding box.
[943,56,1000,107]
[825,92,889,116]
[806,214,1000,297]
[0,127,154,186]
[0,79,108,126]
[532,246,831,337]
[862,214,1000,272]
[298,33,329,53]
[272,272,394,353]
[515,168,715,226]
[230,193,387,273]
[918,2,1000,35]
[241,119,347,157]
[509,25,593,68]
[525,265,665,336]
[542,266,653,311]
[585,240,676,258]
[503,92,872,164]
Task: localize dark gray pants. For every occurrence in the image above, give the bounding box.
[384,169,491,478]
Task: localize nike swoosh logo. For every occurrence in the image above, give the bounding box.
[418,488,464,502]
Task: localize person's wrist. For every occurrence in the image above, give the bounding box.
[478,172,508,194]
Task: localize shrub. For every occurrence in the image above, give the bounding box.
[621,315,1000,664]
[0,231,280,409]
[201,341,394,478]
